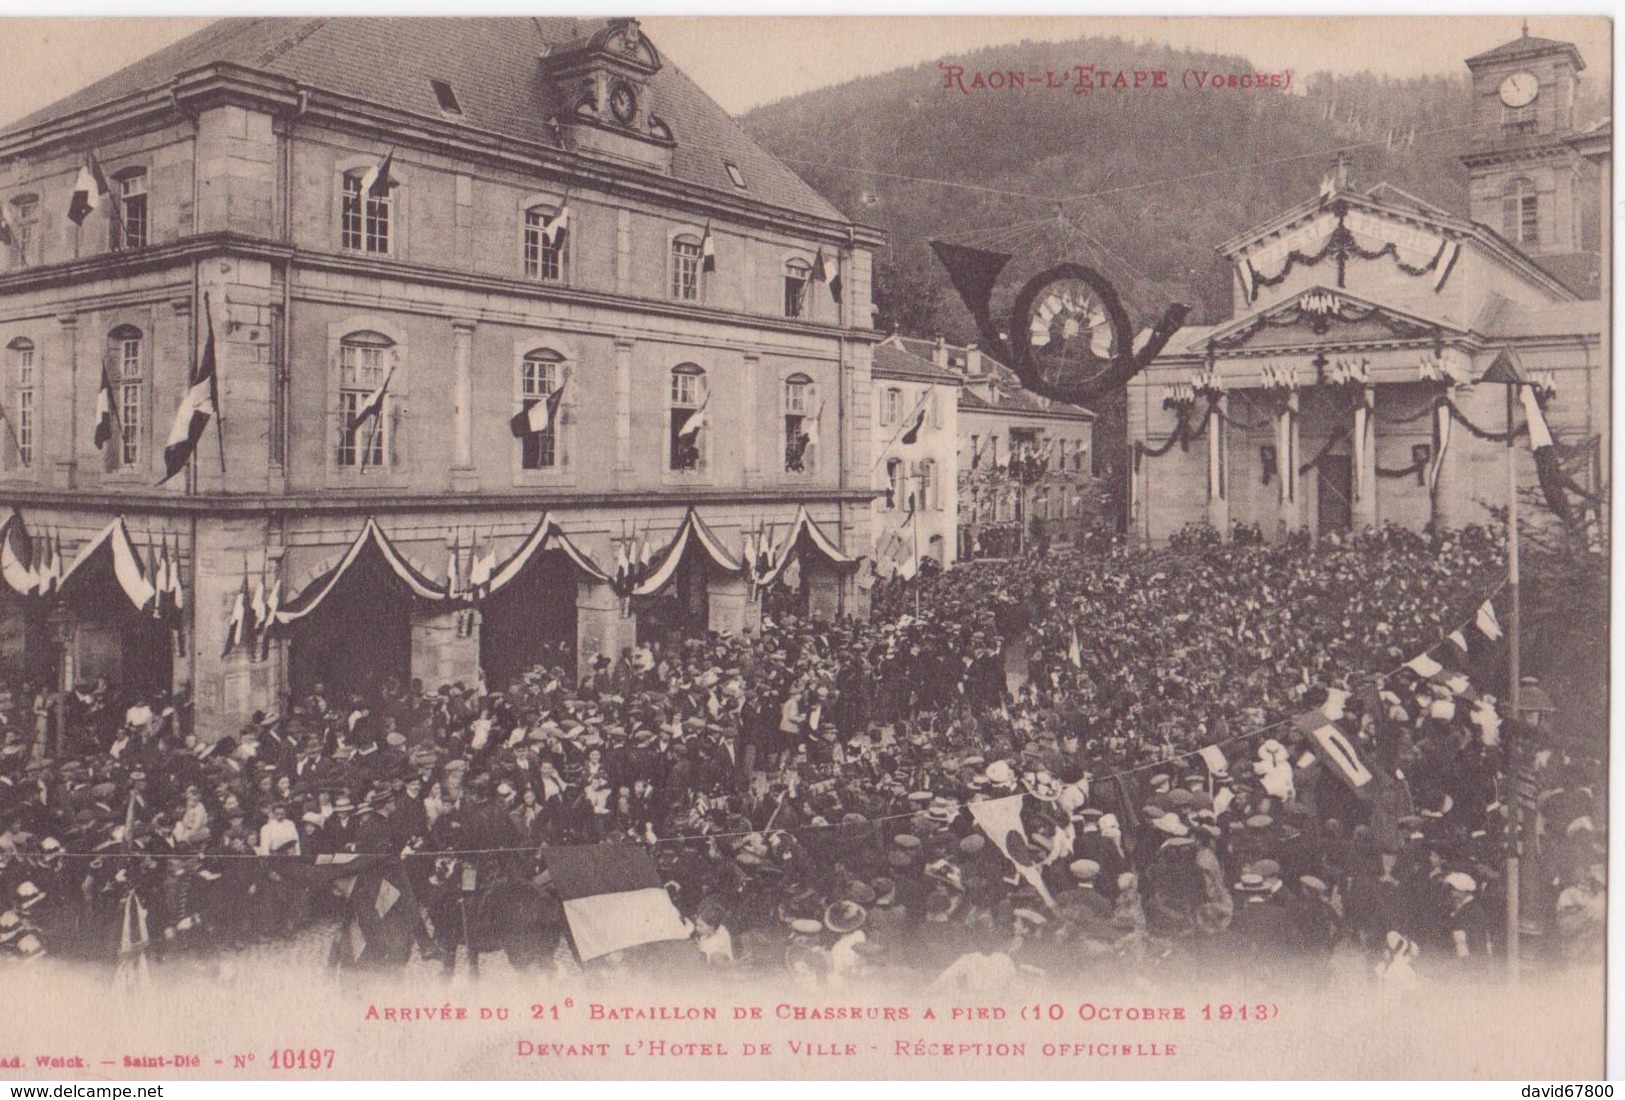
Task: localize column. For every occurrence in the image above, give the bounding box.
[452,321,474,468]
[707,572,751,635]
[614,339,633,482]
[411,606,481,692]
[575,577,637,681]
[805,563,842,622]
[55,315,77,489]
[1276,391,1303,533]
[615,210,632,296]
[1352,385,1377,530]
[741,354,760,485]
[1206,394,1229,533]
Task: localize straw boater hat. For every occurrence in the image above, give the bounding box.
[823,900,867,935]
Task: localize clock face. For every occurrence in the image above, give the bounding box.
[609,81,637,124]
[1499,71,1539,108]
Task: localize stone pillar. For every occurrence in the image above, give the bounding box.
[1276,392,1303,533]
[576,578,636,681]
[1206,395,1230,533]
[707,572,750,635]
[54,315,77,490]
[805,563,842,623]
[741,353,760,485]
[1352,385,1377,530]
[615,210,632,296]
[452,321,475,470]
[614,339,633,481]
[411,606,481,693]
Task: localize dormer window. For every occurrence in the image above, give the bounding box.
[724,162,746,189]
[430,79,463,116]
[648,115,673,143]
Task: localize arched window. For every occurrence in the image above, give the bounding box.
[670,234,702,301]
[341,168,392,254]
[109,325,143,467]
[523,205,568,282]
[112,168,147,250]
[337,331,393,468]
[783,373,816,473]
[517,348,565,470]
[783,258,812,318]
[1502,177,1538,245]
[8,338,33,468]
[668,363,706,471]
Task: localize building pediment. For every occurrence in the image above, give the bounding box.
[1208,286,1463,350]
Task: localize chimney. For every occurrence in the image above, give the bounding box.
[965,344,983,376]
[933,336,948,368]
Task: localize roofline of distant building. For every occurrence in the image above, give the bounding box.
[1215,187,1579,301]
[0,62,884,250]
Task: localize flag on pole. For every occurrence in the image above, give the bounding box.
[813,248,842,302]
[114,891,151,990]
[165,532,184,615]
[260,561,282,658]
[541,198,570,249]
[93,356,119,451]
[677,394,709,439]
[349,362,394,430]
[223,578,246,656]
[68,152,111,226]
[1475,601,1503,642]
[446,530,462,599]
[966,795,1057,908]
[161,294,219,484]
[468,534,495,598]
[699,221,716,272]
[541,844,690,961]
[1198,745,1228,775]
[250,563,269,638]
[899,404,928,446]
[613,537,630,590]
[509,383,565,438]
[358,148,397,199]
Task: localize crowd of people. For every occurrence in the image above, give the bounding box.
[0,523,1605,989]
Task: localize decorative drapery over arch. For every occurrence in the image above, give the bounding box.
[0,512,155,611]
[754,505,860,589]
[276,518,445,625]
[478,512,610,600]
[632,508,744,598]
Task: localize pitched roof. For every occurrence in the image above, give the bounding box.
[886,335,1095,420]
[1465,34,1585,71]
[3,17,845,223]
[872,341,963,385]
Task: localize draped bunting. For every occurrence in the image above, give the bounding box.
[1351,387,1373,504]
[632,509,744,598]
[1275,392,1298,504]
[754,506,860,589]
[276,518,445,624]
[0,512,36,596]
[479,512,610,598]
[56,518,156,611]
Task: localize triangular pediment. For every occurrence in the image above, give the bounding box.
[1208,286,1466,350]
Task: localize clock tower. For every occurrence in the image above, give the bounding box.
[1460,25,1599,284]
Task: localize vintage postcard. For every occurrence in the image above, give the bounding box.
[0,13,1609,1081]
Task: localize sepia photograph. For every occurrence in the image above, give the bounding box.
[0,11,1610,1082]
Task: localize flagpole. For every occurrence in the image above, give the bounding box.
[1504,379,1521,982]
[205,293,226,477]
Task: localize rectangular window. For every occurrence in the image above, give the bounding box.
[1520,195,1539,243]
[14,199,36,266]
[337,343,388,468]
[119,338,142,466]
[15,345,32,468]
[671,239,701,300]
[784,272,808,318]
[341,175,391,254]
[920,461,936,510]
[523,209,566,282]
[429,79,463,116]
[115,174,148,250]
[881,388,900,427]
[519,357,560,470]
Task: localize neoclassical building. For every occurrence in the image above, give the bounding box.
[0,17,882,735]
[1128,29,1608,544]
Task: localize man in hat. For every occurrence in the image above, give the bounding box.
[1444,872,1493,963]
